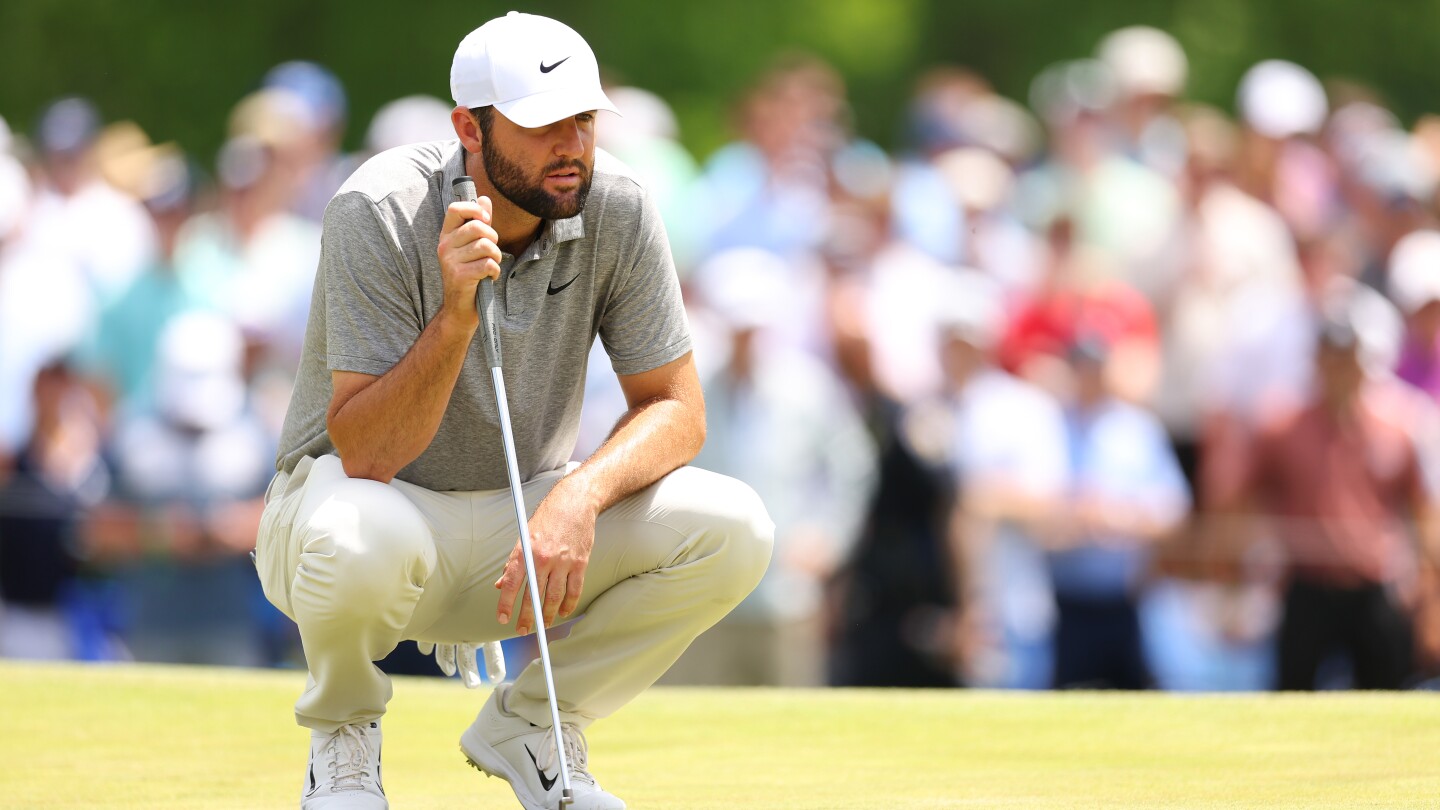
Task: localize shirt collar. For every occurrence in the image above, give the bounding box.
[443,141,586,262]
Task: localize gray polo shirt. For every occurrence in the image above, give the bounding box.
[275,141,692,491]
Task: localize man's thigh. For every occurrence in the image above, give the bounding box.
[414,465,738,645]
[255,455,469,627]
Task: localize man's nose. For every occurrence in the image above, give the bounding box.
[554,117,584,158]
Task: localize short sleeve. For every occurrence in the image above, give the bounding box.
[957,380,1068,497]
[1137,414,1193,522]
[321,192,423,376]
[597,186,692,376]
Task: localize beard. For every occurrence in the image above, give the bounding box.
[481,137,593,221]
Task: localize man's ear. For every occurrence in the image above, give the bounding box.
[451,107,483,154]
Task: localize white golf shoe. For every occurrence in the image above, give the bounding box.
[460,684,625,810]
[301,721,387,809]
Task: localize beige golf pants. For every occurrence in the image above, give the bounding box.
[255,454,773,733]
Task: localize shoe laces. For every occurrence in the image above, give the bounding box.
[535,723,595,788]
[325,724,374,792]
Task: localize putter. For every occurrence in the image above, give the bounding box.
[454,175,574,808]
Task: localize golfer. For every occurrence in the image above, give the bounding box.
[254,12,773,809]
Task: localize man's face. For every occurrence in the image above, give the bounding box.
[1316,341,1364,403]
[479,109,595,220]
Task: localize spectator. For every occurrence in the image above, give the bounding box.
[695,53,845,259]
[1095,26,1188,177]
[260,61,351,223]
[173,115,320,373]
[598,86,704,273]
[105,313,274,665]
[827,278,957,687]
[1234,60,1336,242]
[76,144,200,413]
[1045,336,1190,689]
[363,94,455,155]
[932,146,1042,298]
[1388,229,1440,401]
[1155,103,1303,498]
[938,273,1068,689]
[668,250,877,685]
[23,98,157,303]
[0,154,92,459]
[0,360,110,660]
[0,142,39,465]
[1019,59,1182,303]
[997,214,1161,405]
[1220,309,1438,689]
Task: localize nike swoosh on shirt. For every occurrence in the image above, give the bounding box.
[540,57,570,73]
[547,273,581,295]
[525,744,559,792]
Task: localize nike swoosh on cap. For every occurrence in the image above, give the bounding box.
[540,57,570,73]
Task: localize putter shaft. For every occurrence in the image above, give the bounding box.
[454,176,573,807]
[489,366,574,807]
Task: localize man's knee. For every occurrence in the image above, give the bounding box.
[685,471,774,603]
[297,478,436,607]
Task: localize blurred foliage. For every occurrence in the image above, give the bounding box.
[2,0,1439,165]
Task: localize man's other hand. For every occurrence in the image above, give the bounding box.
[494,485,597,634]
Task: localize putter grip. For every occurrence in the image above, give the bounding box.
[451,176,502,369]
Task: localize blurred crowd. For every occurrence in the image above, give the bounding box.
[3,27,1440,692]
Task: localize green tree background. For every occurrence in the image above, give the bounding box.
[2,0,1437,162]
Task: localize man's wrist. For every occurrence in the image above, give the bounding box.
[434,305,480,339]
[549,472,603,518]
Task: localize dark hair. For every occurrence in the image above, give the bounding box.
[469,105,495,139]
[1316,313,1359,353]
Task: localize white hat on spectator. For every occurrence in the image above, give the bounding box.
[956,94,1043,163]
[1388,229,1440,315]
[1097,26,1188,98]
[1327,101,1402,167]
[1320,277,1404,373]
[694,247,790,330]
[599,86,678,148]
[1238,60,1328,139]
[365,95,456,154]
[1356,129,1438,205]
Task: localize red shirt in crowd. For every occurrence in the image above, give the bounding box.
[1245,380,1429,587]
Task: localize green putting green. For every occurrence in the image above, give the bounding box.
[1,661,1436,808]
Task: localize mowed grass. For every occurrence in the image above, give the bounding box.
[1,662,1436,808]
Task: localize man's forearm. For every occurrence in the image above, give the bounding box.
[327,311,476,481]
[553,394,704,516]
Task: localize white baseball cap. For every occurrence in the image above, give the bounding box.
[1097,26,1187,99]
[1238,60,1328,139]
[451,12,619,128]
[1389,229,1440,315]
